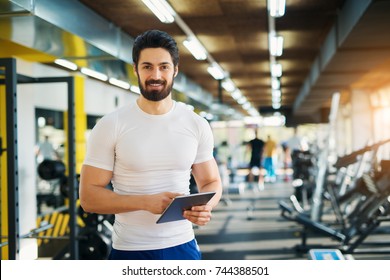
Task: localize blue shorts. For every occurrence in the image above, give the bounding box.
[108,239,202,260]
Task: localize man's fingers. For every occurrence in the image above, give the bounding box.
[191,205,212,211]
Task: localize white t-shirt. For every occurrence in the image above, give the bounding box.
[83,100,214,250]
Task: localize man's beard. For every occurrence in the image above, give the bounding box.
[138,76,174,102]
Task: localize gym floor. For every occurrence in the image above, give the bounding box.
[195,180,390,260]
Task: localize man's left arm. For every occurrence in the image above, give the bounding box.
[183,159,222,225]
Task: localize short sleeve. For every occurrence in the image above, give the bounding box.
[194,117,214,164]
[83,113,117,171]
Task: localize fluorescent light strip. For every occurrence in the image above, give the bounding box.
[248,108,259,117]
[272,89,281,98]
[108,78,130,90]
[222,78,236,92]
[237,96,247,105]
[272,96,281,102]
[142,0,175,23]
[207,63,225,80]
[272,102,281,109]
[54,59,78,71]
[130,85,141,94]
[80,67,108,81]
[242,102,251,110]
[183,37,207,60]
[231,89,242,100]
[271,62,282,77]
[271,77,280,90]
[270,35,284,56]
[268,0,286,18]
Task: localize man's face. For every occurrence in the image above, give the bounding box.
[134,48,178,102]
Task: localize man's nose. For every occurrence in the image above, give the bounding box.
[150,68,162,79]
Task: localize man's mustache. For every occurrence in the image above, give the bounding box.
[146,79,166,85]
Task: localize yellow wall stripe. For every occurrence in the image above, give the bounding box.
[0,81,8,259]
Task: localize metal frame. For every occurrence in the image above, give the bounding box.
[0,58,78,259]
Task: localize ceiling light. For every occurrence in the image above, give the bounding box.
[263,114,285,126]
[108,78,130,90]
[142,0,175,23]
[54,59,78,71]
[231,89,242,100]
[237,96,247,105]
[205,113,214,121]
[272,89,281,98]
[207,63,225,80]
[272,95,281,102]
[271,77,280,90]
[183,37,207,60]
[130,85,141,94]
[80,67,108,81]
[268,0,286,18]
[242,102,251,110]
[270,34,284,56]
[248,108,260,117]
[272,102,281,109]
[271,62,282,77]
[222,78,236,92]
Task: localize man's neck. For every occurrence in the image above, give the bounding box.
[137,96,173,115]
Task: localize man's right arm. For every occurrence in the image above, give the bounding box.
[79,165,180,215]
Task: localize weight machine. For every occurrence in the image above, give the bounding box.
[0,58,78,259]
[279,158,390,255]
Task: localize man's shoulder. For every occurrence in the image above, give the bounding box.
[103,102,135,119]
[175,101,206,121]
[253,138,265,143]
[93,103,135,129]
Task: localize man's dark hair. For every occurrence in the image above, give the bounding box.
[132,29,179,67]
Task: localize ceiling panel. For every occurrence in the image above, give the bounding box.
[74,0,390,123]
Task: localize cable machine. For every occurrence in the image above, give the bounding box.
[0,58,78,259]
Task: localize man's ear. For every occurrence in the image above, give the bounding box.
[133,64,137,76]
[174,66,179,77]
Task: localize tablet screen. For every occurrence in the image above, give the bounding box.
[156,192,216,224]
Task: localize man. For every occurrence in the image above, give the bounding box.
[246,129,265,188]
[36,135,59,162]
[79,30,222,260]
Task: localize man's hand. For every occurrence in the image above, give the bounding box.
[183,204,213,226]
[145,192,182,214]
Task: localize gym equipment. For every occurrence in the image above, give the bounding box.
[310,93,340,222]
[35,160,113,259]
[290,150,315,211]
[1,58,78,259]
[283,138,390,223]
[0,221,53,248]
[37,205,113,260]
[36,160,68,213]
[279,163,390,255]
[326,139,390,224]
[38,160,66,180]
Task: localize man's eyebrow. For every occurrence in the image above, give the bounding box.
[140,61,172,66]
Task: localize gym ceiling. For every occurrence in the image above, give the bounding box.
[1,0,390,124]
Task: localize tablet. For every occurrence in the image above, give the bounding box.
[156,192,216,224]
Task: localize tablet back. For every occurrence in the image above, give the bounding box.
[156,192,216,224]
